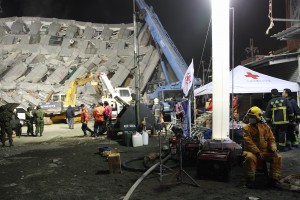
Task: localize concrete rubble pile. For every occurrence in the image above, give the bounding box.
[0,17,160,108]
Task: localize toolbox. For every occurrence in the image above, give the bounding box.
[196,149,231,181]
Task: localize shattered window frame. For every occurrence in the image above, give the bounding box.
[40,25,49,35]
[29,34,41,44]
[49,36,63,46]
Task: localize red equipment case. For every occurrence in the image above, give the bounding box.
[197,149,231,181]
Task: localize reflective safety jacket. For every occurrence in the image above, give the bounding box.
[81,108,90,124]
[265,95,294,124]
[243,122,277,153]
[93,106,105,122]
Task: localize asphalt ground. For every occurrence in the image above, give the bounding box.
[1,123,300,200]
[12,123,100,145]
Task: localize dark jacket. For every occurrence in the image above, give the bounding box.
[0,110,13,127]
[168,99,177,112]
[66,107,75,118]
[287,96,300,123]
[25,111,34,122]
[265,95,294,124]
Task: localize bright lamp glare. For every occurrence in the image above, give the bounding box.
[211,0,230,140]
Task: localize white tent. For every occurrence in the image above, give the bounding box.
[194,65,299,96]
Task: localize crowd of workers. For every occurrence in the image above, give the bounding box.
[0,100,113,147]
[0,105,45,147]
[80,101,112,137]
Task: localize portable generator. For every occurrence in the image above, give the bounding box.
[197,149,231,181]
[182,140,200,166]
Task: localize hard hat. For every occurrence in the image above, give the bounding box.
[247,106,263,120]
[154,98,159,104]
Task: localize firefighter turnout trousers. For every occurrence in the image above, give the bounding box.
[243,151,281,181]
[286,123,299,147]
[273,124,288,148]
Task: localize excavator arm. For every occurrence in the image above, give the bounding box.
[63,74,94,107]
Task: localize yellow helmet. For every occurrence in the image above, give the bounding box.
[247,106,263,120]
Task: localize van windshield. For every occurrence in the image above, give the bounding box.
[119,89,130,97]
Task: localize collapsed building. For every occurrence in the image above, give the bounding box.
[0,17,160,108]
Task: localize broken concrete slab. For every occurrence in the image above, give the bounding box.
[2,62,27,82]
[0,81,17,91]
[24,64,48,83]
[45,66,69,85]
[0,17,172,109]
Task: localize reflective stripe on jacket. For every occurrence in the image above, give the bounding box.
[265,96,294,124]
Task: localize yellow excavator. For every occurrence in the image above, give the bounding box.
[40,73,98,124]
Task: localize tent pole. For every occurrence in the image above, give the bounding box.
[297,91,300,108]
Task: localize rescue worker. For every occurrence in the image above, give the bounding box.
[265,89,294,152]
[92,102,105,137]
[168,96,177,124]
[80,104,93,137]
[130,93,136,105]
[282,88,300,149]
[12,109,22,137]
[232,94,240,121]
[243,106,281,188]
[0,109,14,147]
[103,101,112,127]
[206,97,213,111]
[33,105,45,137]
[152,98,163,125]
[66,105,75,129]
[152,98,164,133]
[25,107,34,136]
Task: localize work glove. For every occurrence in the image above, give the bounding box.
[271,149,278,154]
[256,152,264,160]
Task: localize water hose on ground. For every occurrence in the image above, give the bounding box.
[121,156,147,172]
[123,154,171,200]
[121,152,178,172]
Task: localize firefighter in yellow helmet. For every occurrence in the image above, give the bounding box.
[243,106,281,188]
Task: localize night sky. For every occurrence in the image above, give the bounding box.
[0,0,286,78]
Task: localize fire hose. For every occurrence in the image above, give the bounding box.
[123,154,171,200]
[121,152,178,172]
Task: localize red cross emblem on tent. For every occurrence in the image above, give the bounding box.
[245,72,259,79]
[185,73,191,83]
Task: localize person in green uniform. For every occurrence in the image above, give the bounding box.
[34,105,45,137]
[0,109,14,147]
